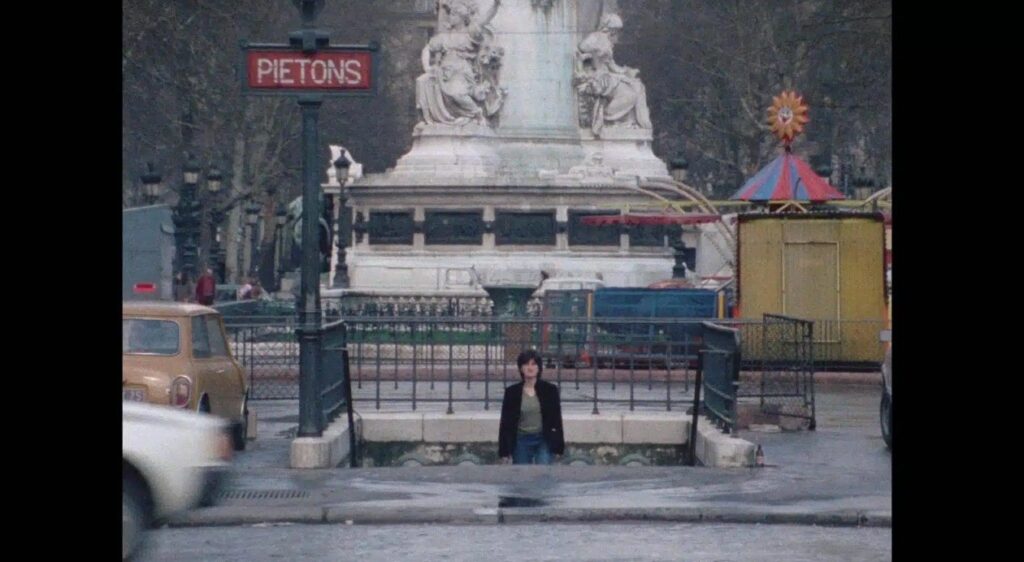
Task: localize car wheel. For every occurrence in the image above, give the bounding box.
[123,473,150,560]
[880,393,892,450]
[232,397,248,451]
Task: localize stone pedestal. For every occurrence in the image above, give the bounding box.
[340,1,681,297]
[388,124,502,181]
[579,128,671,181]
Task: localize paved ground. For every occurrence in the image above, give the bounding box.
[167,383,889,528]
[140,522,892,561]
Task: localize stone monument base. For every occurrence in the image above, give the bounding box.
[386,123,502,181]
[347,252,673,296]
[577,128,672,182]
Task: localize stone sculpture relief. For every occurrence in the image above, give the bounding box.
[574,13,653,137]
[415,0,507,128]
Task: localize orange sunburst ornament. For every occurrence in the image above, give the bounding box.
[767,91,810,146]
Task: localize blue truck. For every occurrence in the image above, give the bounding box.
[539,287,722,367]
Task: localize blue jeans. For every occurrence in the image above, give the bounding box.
[513,432,552,465]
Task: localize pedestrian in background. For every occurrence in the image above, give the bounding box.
[195,267,217,306]
[237,278,254,300]
[174,271,194,303]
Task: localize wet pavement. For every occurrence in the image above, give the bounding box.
[172,383,890,527]
[141,522,892,561]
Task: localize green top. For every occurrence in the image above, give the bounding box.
[518,389,542,434]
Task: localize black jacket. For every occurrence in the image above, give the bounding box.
[498,379,565,457]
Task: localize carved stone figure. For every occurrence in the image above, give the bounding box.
[415,0,507,128]
[574,13,652,137]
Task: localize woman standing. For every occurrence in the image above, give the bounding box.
[499,350,565,465]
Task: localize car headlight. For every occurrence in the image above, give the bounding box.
[171,376,192,408]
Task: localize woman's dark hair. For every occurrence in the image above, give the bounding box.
[516,349,543,380]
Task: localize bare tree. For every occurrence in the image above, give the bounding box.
[124,0,892,253]
[618,0,891,196]
[123,0,305,280]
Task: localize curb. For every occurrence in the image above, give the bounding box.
[735,372,881,386]
[499,507,887,527]
[167,505,891,528]
[809,372,881,385]
[167,506,326,527]
[326,506,498,525]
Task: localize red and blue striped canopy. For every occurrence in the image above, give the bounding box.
[731,151,845,202]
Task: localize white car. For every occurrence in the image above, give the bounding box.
[123,402,232,559]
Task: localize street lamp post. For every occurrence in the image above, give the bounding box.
[297,93,326,437]
[853,176,874,202]
[669,155,689,184]
[239,0,376,439]
[331,155,351,288]
[206,165,225,281]
[140,162,163,205]
[239,0,377,443]
[841,163,853,198]
[274,206,288,291]
[814,163,833,185]
[245,202,262,278]
[175,153,202,280]
[670,225,689,279]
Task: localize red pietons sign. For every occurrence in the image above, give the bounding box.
[245,49,372,92]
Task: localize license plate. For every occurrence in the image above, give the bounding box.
[123,388,145,402]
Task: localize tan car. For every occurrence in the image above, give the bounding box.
[122,302,250,450]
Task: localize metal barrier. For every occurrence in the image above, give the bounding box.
[341,317,700,414]
[225,316,700,408]
[693,316,817,439]
[741,314,816,429]
[323,295,495,318]
[225,319,300,400]
[699,322,741,434]
[224,313,818,435]
[320,320,350,426]
[807,318,887,368]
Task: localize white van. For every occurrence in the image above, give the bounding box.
[532,277,606,298]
